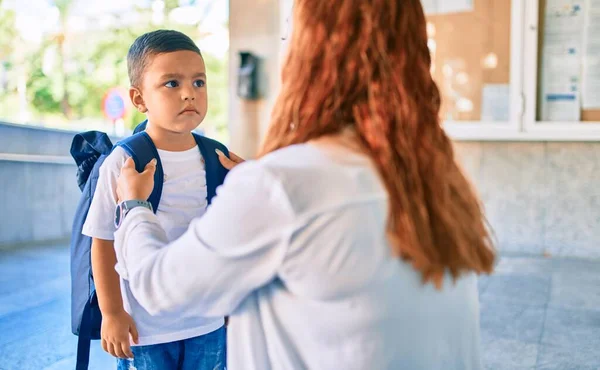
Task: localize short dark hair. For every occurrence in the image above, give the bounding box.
[127,29,202,86]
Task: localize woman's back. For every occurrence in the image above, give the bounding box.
[113,2,492,369]
[227,143,482,370]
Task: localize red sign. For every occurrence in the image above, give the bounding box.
[102,88,128,121]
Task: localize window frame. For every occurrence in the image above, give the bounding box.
[520,0,600,140]
[445,0,600,141]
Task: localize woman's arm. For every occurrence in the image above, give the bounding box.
[114,160,295,317]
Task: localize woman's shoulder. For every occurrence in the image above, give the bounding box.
[260,143,321,165]
[223,144,322,201]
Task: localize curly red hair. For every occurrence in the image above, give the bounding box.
[260,0,495,286]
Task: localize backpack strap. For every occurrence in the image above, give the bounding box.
[133,119,148,134]
[192,133,229,204]
[116,132,163,213]
[75,293,99,370]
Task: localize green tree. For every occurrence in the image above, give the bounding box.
[53,0,75,118]
[0,8,23,119]
[0,0,228,141]
[0,7,17,60]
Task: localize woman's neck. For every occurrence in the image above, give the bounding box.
[310,126,365,154]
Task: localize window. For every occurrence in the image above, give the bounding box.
[423,0,525,140]
[424,0,600,140]
[426,0,513,123]
[522,0,600,139]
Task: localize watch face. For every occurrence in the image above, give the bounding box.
[114,204,122,228]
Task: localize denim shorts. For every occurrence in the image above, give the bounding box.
[117,326,226,370]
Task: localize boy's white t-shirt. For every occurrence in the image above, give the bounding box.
[82,145,224,346]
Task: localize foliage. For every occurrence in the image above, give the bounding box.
[0,1,228,140]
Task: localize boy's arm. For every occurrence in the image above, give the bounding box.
[114,161,293,318]
[91,238,124,315]
[83,148,138,358]
[92,237,138,359]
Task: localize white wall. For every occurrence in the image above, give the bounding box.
[454,141,600,259]
[228,0,284,158]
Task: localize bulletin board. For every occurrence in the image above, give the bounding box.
[537,0,600,121]
[426,0,511,122]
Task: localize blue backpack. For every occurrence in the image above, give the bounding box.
[69,120,229,370]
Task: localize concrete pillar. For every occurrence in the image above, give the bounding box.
[228,0,285,158]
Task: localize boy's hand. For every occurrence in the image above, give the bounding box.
[117,157,156,203]
[101,311,139,359]
[216,150,244,170]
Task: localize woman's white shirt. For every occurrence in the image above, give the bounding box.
[114,143,482,370]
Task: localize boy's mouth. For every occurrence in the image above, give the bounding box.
[180,107,199,115]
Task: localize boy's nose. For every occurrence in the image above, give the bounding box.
[181,85,195,101]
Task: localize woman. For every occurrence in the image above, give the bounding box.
[114,0,495,368]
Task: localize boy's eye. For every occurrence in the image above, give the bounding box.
[193,80,206,88]
[165,80,179,88]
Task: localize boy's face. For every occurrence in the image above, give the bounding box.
[130,50,208,134]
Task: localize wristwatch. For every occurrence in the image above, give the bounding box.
[114,200,153,228]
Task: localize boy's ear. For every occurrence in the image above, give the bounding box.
[129,87,148,113]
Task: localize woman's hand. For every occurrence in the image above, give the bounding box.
[117,157,157,202]
[216,149,245,170]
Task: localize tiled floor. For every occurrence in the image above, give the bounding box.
[0,243,114,370]
[0,243,599,369]
[479,255,600,370]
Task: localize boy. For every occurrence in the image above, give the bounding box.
[82,30,226,370]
